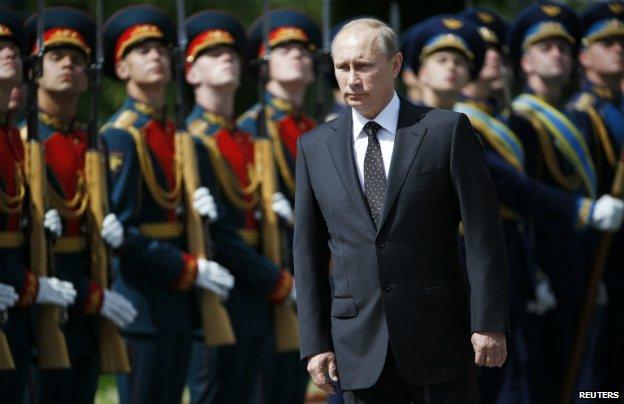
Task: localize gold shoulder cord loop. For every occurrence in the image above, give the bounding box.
[0,163,26,214]
[47,171,89,219]
[200,135,260,211]
[514,109,582,192]
[123,124,182,210]
[580,105,616,168]
[265,108,296,197]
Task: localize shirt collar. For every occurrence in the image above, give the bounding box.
[352,91,400,141]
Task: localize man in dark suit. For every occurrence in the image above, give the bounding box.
[294,17,509,404]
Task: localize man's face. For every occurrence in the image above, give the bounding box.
[479,47,503,86]
[268,42,314,86]
[418,49,471,93]
[333,28,402,115]
[116,40,171,86]
[0,40,22,87]
[521,37,574,81]
[39,47,88,96]
[190,45,240,89]
[580,37,624,77]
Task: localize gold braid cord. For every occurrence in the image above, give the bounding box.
[200,135,260,211]
[125,125,182,210]
[515,109,582,192]
[265,109,296,197]
[583,106,616,169]
[0,164,25,214]
[47,171,89,220]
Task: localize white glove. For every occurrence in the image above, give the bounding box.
[590,195,624,231]
[44,209,62,238]
[0,283,18,311]
[195,259,235,300]
[193,187,218,223]
[100,289,138,328]
[272,192,294,226]
[101,213,124,249]
[596,281,608,307]
[35,277,76,307]
[526,277,557,315]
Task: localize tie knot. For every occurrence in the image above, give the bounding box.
[363,121,381,137]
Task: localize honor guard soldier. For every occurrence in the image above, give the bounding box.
[0,9,77,403]
[101,6,236,404]
[508,3,624,401]
[238,9,320,403]
[22,7,136,403]
[566,0,624,393]
[183,10,294,404]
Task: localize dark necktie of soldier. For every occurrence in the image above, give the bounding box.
[363,120,385,228]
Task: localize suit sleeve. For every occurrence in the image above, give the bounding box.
[293,136,332,360]
[450,114,509,333]
[103,127,197,290]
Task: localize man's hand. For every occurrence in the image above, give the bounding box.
[471,331,506,367]
[307,351,339,394]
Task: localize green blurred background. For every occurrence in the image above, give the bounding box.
[1,0,593,402]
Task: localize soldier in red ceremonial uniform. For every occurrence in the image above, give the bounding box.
[23,7,136,404]
[0,8,78,404]
[183,10,295,404]
[238,8,321,404]
[101,6,237,404]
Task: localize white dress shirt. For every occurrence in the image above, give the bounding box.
[352,91,400,190]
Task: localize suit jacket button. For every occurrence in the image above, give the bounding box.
[376,241,385,249]
[381,283,391,292]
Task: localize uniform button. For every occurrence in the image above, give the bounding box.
[376,241,385,249]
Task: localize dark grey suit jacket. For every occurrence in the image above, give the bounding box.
[293,98,509,390]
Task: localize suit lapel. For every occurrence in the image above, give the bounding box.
[378,101,427,230]
[326,113,376,231]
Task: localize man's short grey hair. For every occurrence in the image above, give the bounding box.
[331,18,399,60]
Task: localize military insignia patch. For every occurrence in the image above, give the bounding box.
[443,18,463,30]
[541,5,561,17]
[109,152,124,173]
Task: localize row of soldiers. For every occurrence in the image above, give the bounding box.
[367,2,624,404]
[1,1,624,404]
[0,3,320,404]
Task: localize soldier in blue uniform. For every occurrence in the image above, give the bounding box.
[508,3,624,401]
[22,7,138,404]
[101,6,241,404]
[566,0,624,393]
[183,10,294,404]
[410,12,624,403]
[238,9,320,404]
[400,22,424,106]
[0,9,78,403]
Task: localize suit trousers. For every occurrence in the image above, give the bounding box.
[342,348,480,404]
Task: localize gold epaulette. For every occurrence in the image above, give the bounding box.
[112,110,139,131]
[236,108,259,126]
[188,119,209,137]
[573,92,596,111]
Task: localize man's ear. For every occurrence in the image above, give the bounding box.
[185,62,200,86]
[520,53,532,75]
[115,59,129,81]
[392,52,403,78]
[578,48,590,71]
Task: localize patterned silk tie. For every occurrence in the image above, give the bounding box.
[363,121,385,228]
